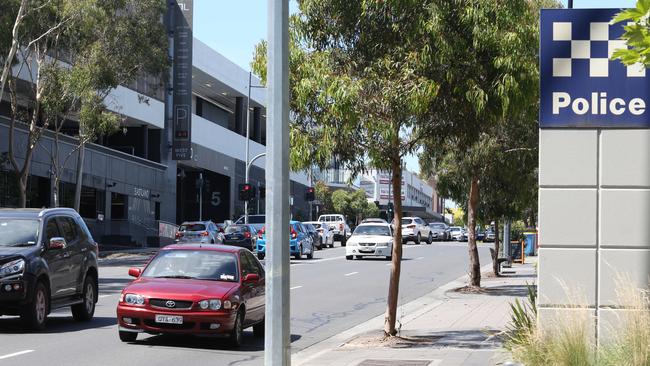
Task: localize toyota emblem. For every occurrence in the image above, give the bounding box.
[165,300,176,308]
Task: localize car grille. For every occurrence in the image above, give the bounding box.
[359,243,375,247]
[143,319,195,330]
[149,299,193,310]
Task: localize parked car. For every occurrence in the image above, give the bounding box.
[175,221,222,244]
[400,217,432,244]
[484,227,496,242]
[116,244,265,347]
[317,214,349,246]
[0,208,99,330]
[360,218,388,224]
[476,226,485,241]
[428,222,450,241]
[460,228,469,242]
[302,222,324,250]
[345,223,394,260]
[234,215,265,232]
[448,226,463,241]
[303,221,334,248]
[256,221,314,260]
[222,224,257,251]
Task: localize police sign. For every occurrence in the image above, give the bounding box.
[540,9,650,128]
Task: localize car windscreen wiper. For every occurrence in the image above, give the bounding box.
[155,275,196,279]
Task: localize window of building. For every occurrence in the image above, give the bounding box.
[111,192,127,220]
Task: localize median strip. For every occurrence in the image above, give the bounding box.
[0,350,34,360]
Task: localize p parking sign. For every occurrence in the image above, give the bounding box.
[540,9,650,128]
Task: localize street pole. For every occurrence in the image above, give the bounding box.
[198,172,203,221]
[265,0,290,364]
[568,0,573,8]
[245,72,252,224]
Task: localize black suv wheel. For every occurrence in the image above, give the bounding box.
[72,275,96,321]
[21,281,48,331]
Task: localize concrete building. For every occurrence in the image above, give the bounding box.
[0,38,311,247]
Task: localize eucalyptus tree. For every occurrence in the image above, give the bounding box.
[253,3,437,336]
[418,0,540,288]
[4,0,167,208]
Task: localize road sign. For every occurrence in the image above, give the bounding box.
[540,9,650,128]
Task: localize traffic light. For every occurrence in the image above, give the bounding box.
[238,183,255,201]
[305,187,315,201]
[387,202,394,214]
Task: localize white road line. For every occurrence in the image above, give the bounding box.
[344,272,358,276]
[0,350,34,360]
[99,294,111,298]
[416,256,425,260]
[386,263,392,266]
[290,286,303,290]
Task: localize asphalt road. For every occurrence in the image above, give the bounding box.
[0,241,490,366]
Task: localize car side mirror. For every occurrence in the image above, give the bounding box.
[128,268,142,278]
[48,237,67,250]
[243,273,259,284]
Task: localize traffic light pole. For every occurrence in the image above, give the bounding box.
[265,0,290,364]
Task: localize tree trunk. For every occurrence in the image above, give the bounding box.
[384,156,403,336]
[467,174,481,288]
[0,0,27,103]
[492,219,500,276]
[73,141,85,211]
[18,175,27,208]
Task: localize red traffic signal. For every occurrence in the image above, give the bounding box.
[305,187,315,201]
[239,183,255,201]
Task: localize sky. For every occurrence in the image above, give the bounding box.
[193,0,639,175]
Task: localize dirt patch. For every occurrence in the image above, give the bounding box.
[343,333,443,349]
[451,285,487,294]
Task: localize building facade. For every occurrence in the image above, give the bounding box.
[0,38,311,247]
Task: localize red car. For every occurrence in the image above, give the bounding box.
[116,244,265,347]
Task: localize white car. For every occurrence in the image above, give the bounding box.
[400,217,432,244]
[346,223,394,260]
[303,221,335,248]
[448,226,463,241]
[317,214,349,246]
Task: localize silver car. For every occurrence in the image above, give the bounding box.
[175,221,223,244]
[303,221,335,248]
[428,222,449,241]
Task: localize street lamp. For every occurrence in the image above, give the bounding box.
[245,72,266,225]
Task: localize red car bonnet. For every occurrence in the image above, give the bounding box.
[123,277,239,301]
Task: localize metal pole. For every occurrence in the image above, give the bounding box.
[198,172,203,221]
[265,0,290,364]
[245,72,252,224]
[568,0,573,8]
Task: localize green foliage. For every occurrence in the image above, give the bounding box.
[503,285,537,350]
[330,189,378,225]
[314,181,334,213]
[612,0,650,67]
[510,220,527,242]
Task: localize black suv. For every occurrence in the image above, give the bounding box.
[0,208,99,330]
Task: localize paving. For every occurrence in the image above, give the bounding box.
[293,257,537,366]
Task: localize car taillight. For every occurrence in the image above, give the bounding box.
[200,231,209,236]
[175,232,183,238]
[258,227,265,239]
[244,232,251,239]
[407,224,416,228]
[339,223,343,230]
[291,227,297,239]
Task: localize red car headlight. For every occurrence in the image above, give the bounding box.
[198,299,222,310]
[122,293,145,306]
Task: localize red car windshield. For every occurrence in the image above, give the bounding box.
[141,250,239,282]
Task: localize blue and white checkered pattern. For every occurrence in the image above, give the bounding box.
[552,21,645,78]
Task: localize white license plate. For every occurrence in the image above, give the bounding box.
[360,248,374,253]
[155,314,183,324]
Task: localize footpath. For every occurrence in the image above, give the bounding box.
[293,258,537,366]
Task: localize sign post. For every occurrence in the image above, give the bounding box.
[171,0,193,160]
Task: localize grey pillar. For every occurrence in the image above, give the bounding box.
[235,96,245,135]
[265,0,290,364]
[142,125,149,160]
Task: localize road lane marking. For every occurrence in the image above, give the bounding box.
[0,350,34,360]
[344,272,358,276]
[99,295,111,298]
[290,286,303,290]
[386,263,392,266]
[416,256,425,260]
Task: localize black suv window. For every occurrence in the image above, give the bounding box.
[45,218,60,241]
[57,217,77,243]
